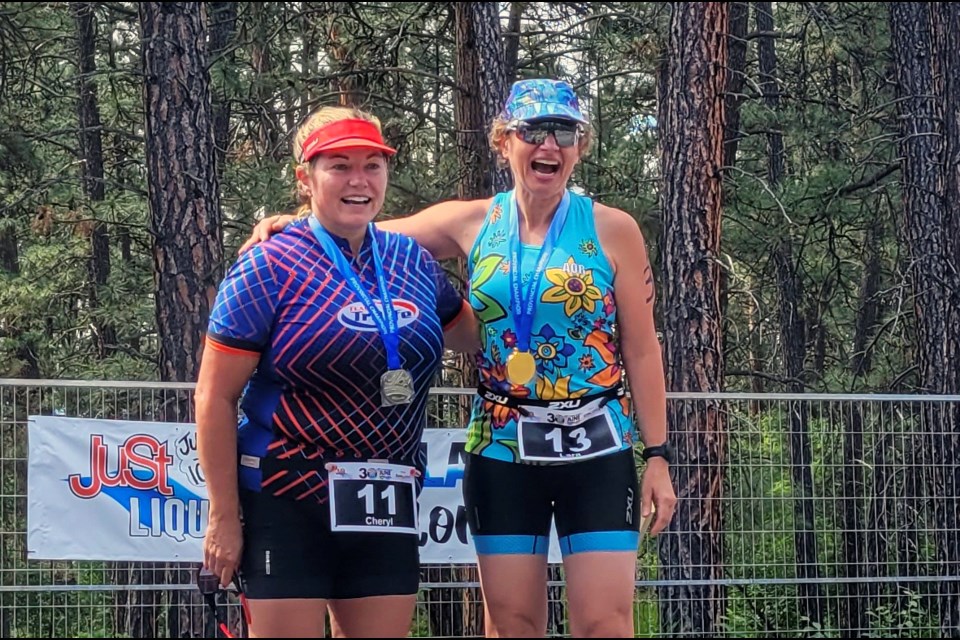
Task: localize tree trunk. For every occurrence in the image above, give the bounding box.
[246,2,281,158]
[929,2,960,633]
[839,401,866,634]
[754,2,825,625]
[657,3,728,636]
[722,2,748,172]
[719,2,752,407]
[503,2,523,83]
[74,3,104,204]
[208,2,237,184]
[140,2,223,635]
[325,2,364,108]
[864,431,893,616]
[455,2,511,197]
[74,2,127,631]
[889,6,927,609]
[73,2,116,359]
[837,214,882,634]
[0,223,17,273]
[141,0,224,385]
[851,219,882,378]
[890,3,960,634]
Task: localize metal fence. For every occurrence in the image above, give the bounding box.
[2,379,959,638]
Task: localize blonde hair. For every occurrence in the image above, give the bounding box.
[292,106,384,215]
[488,117,595,168]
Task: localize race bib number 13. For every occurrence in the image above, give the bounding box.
[518,407,621,462]
[327,462,418,534]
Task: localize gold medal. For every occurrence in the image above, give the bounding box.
[506,349,536,385]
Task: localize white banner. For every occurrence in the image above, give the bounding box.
[27,416,560,563]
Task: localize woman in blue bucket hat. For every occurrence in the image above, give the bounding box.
[241,78,677,638]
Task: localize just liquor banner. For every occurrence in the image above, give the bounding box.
[26,416,561,563]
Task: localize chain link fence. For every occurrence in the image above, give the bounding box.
[2,380,958,637]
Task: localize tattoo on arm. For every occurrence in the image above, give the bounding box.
[644,265,655,305]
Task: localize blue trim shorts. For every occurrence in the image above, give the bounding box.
[462,448,641,557]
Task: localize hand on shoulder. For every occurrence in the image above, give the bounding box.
[239,213,298,255]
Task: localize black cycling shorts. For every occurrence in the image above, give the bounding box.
[462,448,641,557]
[237,488,420,600]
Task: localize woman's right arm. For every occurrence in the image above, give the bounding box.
[239,198,491,260]
[195,345,259,588]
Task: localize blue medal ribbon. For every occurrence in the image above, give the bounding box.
[509,190,571,353]
[308,215,402,370]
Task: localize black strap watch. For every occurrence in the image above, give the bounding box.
[641,442,674,464]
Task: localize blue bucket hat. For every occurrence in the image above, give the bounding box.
[500,78,587,124]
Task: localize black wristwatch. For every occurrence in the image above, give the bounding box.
[641,442,674,464]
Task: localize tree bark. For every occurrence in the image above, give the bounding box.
[73,2,116,359]
[722,2,748,172]
[657,3,728,636]
[718,2,755,408]
[140,3,223,634]
[0,222,17,273]
[249,2,282,157]
[208,2,236,183]
[754,1,825,627]
[141,1,224,385]
[890,2,960,634]
[842,206,882,634]
[928,2,960,634]
[503,2,523,84]
[455,2,511,198]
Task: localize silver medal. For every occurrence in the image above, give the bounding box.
[381,368,414,406]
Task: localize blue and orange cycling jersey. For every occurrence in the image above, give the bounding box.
[206,218,466,503]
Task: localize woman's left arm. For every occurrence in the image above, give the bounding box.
[596,204,677,536]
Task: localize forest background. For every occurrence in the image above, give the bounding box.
[1,2,958,638]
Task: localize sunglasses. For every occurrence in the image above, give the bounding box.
[510,120,583,148]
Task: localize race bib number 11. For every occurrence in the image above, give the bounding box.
[327,462,418,534]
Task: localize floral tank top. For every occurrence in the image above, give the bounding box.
[465,189,636,463]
